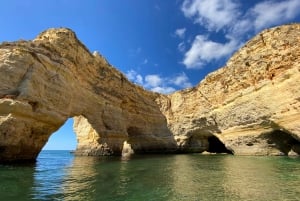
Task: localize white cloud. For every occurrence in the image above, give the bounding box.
[125,70,193,94]
[183,35,238,68]
[136,74,143,85]
[250,0,300,30]
[175,28,186,38]
[151,86,176,94]
[181,0,240,31]
[181,0,241,68]
[229,19,252,38]
[125,70,143,85]
[125,70,136,80]
[145,75,162,87]
[180,0,300,69]
[169,72,192,88]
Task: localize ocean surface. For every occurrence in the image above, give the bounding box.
[0,150,299,201]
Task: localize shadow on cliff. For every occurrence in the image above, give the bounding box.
[262,129,300,155]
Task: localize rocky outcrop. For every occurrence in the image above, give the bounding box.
[0,24,299,162]
[157,23,300,156]
[0,28,176,162]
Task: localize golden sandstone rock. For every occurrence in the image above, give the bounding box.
[0,24,299,162]
[158,23,300,156]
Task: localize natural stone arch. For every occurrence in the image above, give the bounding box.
[0,28,177,162]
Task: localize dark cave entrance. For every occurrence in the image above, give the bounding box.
[264,129,300,155]
[207,135,234,154]
[126,126,142,153]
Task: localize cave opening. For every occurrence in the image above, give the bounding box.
[126,126,143,154]
[127,126,141,138]
[207,135,234,154]
[41,118,77,151]
[264,129,300,155]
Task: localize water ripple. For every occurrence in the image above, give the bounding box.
[1,151,300,201]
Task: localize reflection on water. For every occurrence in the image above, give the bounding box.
[32,150,74,200]
[171,155,229,200]
[61,156,98,200]
[223,156,276,200]
[170,155,300,200]
[0,151,300,201]
[223,156,300,200]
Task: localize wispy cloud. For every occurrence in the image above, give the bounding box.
[181,0,300,69]
[150,86,176,94]
[128,47,142,57]
[125,70,192,94]
[145,74,162,87]
[183,35,238,68]
[250,0,300,31]
[126,70,144,85]
[178,42,186,52]
[175,28,186,38]
[169,72,192,88]
[142,58,148,65]
[182,0,239,31]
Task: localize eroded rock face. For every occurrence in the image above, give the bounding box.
[0,28,176,162]
[0,24,300,162]
[157,24,300,156]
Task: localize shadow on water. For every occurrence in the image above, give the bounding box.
[1,151,300,201]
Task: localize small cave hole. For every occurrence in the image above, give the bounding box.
[28,101,39,112]
[207,135,233,154]
[127,126,141,137]
[246,142,254,146]
[126,126,141,153]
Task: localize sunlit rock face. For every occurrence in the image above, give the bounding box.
[0,28,176,162]
[157,24,300,156]
[0,24,300,162]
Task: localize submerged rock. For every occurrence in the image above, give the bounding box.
[0,24,300,162]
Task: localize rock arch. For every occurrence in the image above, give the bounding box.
[0,28,177,162]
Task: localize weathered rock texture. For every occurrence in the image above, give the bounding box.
[0,24,299,162]
[157,23,300,156]
[0,28,176,162]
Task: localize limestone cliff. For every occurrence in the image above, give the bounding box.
[0,24,300,162]
[0,28,176,162]
[157,24,300,156]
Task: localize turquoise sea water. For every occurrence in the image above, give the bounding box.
[0,150,300,201]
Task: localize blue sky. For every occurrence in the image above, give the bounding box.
[1,0,299,150]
